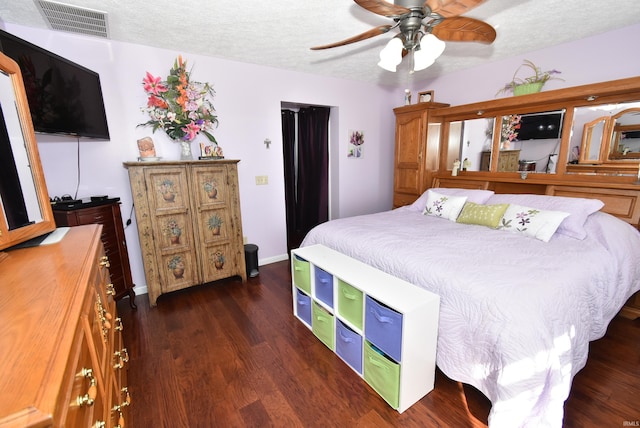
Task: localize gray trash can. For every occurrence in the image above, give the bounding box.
[244,244,259,277]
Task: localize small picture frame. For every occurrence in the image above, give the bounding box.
[418,90,434,103]
[199,142,224,160]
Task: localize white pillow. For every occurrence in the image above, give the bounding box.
[422,190,468,221]
[487,194,604,240]
[497,204,570,242]
[411,188,494,212]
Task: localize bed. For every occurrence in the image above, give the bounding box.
[301,185,640,427]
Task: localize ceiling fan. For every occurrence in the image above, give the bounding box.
[311,0,496,72]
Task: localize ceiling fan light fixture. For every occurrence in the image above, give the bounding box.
[413,34,446,71]
[378,37,403,72]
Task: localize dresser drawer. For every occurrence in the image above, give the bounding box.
[61,327,106,427]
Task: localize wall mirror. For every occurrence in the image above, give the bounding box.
[0,52,54,251]
[570,101,640,171]
[607,107,640,159]
[446,117,494,172]
[447,110,563,174]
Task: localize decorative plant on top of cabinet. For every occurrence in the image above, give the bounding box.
[123,160,246,306]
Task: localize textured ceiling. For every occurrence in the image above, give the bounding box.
[1,0,639,87]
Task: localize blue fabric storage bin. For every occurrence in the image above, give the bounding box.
[314,266,334,308]
[336,319,363,374]
[296,289,312,326]
[365,296,403,362]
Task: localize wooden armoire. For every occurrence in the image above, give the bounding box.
[392,101,449,208]
[123,159,246,306]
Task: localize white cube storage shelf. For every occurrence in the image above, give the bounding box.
[291,244,440,413]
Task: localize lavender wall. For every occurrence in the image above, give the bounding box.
[3,21,638,296]
[2,23,397,295]
[411,23,640,106]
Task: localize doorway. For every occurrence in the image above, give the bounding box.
[281,105,330,252]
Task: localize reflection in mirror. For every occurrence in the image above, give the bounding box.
[569,101,640,169]
[0,73,41,229]
[447,118,494,172]
[609,107,640,159]
[0,52,54,251]
[496,110,564,174]
[578,116,608,164]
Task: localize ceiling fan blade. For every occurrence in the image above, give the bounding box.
[424,0,487,18]
[430,16,496,43]
[310,25,393,50]
[354,0,410,17]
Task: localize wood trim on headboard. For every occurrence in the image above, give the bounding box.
[432,174,640,229]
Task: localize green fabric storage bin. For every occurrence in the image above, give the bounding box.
[312,301,335,350]
[293,254,311,294]
[363,340,400,409]
[337,279,363,330]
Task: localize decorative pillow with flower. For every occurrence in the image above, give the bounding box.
[411,188,493,212]
[497,204,570,242]
[486,194,604,239]
[422,190,467,221]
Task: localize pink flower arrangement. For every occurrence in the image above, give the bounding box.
[139,56,219,143]
[501,114,522,149]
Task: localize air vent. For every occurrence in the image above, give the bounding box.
[35,0,109,38]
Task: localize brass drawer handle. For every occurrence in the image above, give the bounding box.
[106,283,116,296]
[113,348,129,369]
[121,386,132,406]
[99,256,110,268]
[77,368,97,407]
[112,387,131,428]
[114,317,124,331]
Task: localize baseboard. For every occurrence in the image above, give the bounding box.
[132,253,290,296]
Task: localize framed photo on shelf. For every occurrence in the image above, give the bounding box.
[418,90,434,103]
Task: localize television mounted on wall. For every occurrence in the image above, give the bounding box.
[0,29,110,140]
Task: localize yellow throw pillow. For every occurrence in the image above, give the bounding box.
[457,202,510,228]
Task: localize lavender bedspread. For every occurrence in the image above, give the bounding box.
[301,206,640,427]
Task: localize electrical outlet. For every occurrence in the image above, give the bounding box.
[255,175,268,185]
[243,236,248,244]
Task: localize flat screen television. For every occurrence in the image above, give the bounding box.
[517,111,563,141]
[0,29,110,139]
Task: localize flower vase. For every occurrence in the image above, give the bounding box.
[179,141,193,160]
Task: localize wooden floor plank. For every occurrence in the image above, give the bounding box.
[118,260,640,427]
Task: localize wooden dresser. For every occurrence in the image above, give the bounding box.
[0,225,130,427]
[480,150,521,172]
[53,199,136,308]
[123,159,246,306]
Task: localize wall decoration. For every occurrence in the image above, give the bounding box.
[418,90,434,103]
[348,130,365,158]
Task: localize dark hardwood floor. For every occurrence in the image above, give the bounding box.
[117,260,640,427]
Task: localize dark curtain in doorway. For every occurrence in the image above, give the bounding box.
[282,106,330,251]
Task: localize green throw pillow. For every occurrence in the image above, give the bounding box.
[457,202,509,228]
